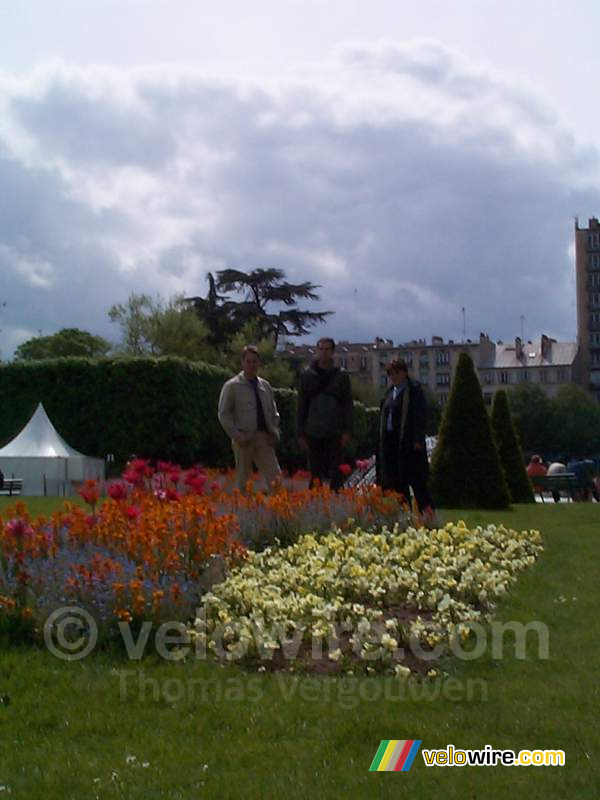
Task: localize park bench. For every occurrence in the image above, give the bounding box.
[533,473,581,503]
[0,478,24,496]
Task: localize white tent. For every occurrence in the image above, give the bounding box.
[0,403,105,496]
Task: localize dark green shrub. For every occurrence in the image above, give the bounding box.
[430,353,510,509]
[491,390,533,503]
[0,358,379,472]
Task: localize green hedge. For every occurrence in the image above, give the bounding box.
[0,358,380,471]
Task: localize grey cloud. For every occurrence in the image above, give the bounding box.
[0,48,598,357]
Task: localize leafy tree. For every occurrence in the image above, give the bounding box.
[184,273,239,346]
[14,328,111,360]
[187,268,333,346]
[551,384,600,456]
[422,385,442,436]
[491,390,533,503]
[430,353,510,509]
[108,293,217,361]
[507,383,555,455]
[226,320,295,388]
[350,375,381,408]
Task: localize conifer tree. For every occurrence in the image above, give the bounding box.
[491,390,534,503]
[430,353,510,509]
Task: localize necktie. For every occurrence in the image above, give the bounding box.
[387,386,398,432]
[251,379,267,431]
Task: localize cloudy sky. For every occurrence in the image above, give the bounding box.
[1,0,600,356]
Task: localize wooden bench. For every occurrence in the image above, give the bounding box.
[533,473,580,502]
[0,478,24,496]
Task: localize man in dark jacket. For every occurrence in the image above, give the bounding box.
[297,337,353,490]
[377,357,434,514]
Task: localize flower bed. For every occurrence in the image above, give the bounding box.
[0,461,410,642]
[193,521,543,675]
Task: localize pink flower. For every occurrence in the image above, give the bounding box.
[122,470,144,486]
[78,480,100,506]
[124,505,141,520]
[6,518,33,539]
[129,458,150,473]
[107,482,129,501]
[187,476,207,495]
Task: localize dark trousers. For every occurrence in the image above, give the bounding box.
[307,436,344,490]
[381,434,433,512]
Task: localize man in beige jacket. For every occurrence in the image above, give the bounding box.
[218,345,282,491]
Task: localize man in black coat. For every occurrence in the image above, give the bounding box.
[297,337,353,490]
[377,357,434,514]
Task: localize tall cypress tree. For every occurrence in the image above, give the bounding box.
[431,353,510,509]
[491,390,534,503]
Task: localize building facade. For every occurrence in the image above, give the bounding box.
[575,217,600,401]
[280,332,579,406]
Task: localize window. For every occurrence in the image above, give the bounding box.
[360,356,367,370]
[436,373,450,386]
[436,350,450,365]
[438,393,448,406]
[340,357,348,369]
[500,371,510,384]
[556,368,567,382]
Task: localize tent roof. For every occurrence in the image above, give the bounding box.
[0,403,87,458]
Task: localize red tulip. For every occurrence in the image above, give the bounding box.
[107,482,128,501]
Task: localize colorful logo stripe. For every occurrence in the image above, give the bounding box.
[369,740,422,772]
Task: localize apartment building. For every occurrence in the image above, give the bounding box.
[575,216,600,401]
[279,332,579,405]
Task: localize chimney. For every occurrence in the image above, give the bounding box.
[515,336,523,360]
[541,334,552,360]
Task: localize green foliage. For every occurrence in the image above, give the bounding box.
[507,383,556,455]
[0,359,377,472]
[108,293,217,361]
[14,328,111,360]
[491,390,534,503]
[226,320,295,389]
[422,385,442,436]
[508,382,600,457]
[349,375,381,408]
[188,268,333,346]
[0,357,233,468]
[430,353,510,509]
[551,384,600,456]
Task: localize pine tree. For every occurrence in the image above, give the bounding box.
[491,390,534,503]
[430,353,510,509]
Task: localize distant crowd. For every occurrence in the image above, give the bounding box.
[526,454,599,502]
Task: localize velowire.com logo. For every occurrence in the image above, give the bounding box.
[369,740,422,772]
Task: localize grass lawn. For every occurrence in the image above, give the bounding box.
[0,501,598,798]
